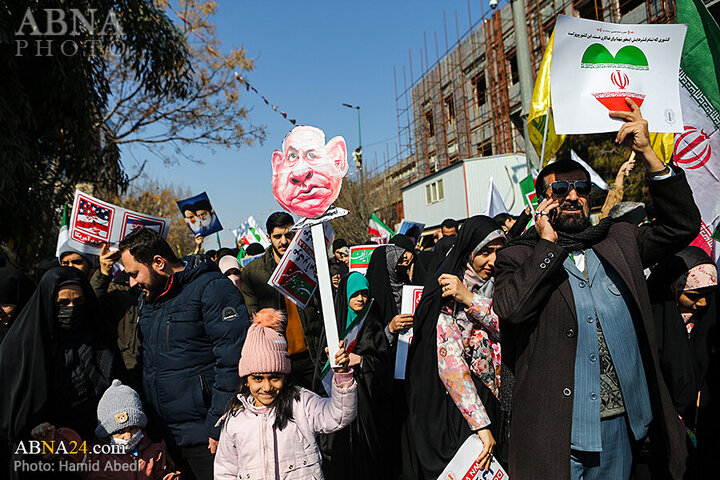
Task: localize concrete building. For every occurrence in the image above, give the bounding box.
[368,0,718,230]
[402,153,528,228]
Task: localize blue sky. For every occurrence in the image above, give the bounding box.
[125,0,505,248]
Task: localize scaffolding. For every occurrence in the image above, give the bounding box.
[366,0,683,227]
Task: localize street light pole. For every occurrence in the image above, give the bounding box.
[342,103,366,221]
[508,0,540,172]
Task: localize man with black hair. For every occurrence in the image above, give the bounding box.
[241,211,324,391]
[119,227,249,480]
[244,242,265,257]
[440,218,458,237]
[494,205,532,239]
[494,100,700,479]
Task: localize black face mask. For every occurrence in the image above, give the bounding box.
[56,304,85,331]
[396,264,411,283]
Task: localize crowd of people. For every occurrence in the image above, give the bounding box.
[0,106,717,480]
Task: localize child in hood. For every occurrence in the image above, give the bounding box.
[31,379,180,479]
[214,308,357,480]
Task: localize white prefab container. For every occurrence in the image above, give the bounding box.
[401,153,529,228]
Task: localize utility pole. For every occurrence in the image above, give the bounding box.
[509,0,540,172]
[342,103,366,221]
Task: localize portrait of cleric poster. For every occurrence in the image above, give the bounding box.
[176,192,223,237]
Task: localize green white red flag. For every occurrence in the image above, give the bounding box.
[368,213,394,243]
[675,0,720,261]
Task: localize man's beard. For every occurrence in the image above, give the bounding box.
[144,269,170,300]
[551,200,592,234]
[272,244,286,260]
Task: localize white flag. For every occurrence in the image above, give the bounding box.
[483,177,508,218]
[570,150,609,190]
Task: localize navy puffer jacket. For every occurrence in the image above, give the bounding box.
[137,255,249,447]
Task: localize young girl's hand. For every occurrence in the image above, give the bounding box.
[325,340,350,373]
[31,423,55,442]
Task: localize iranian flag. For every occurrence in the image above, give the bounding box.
[368,213,394,243]
[519,174,539,212]
[675,0,720,261]
[55,203,69,257]
[319,301,371,396]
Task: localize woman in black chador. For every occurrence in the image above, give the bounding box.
[326,272,392,480]
[0,267,34,345]
[404,216,511,478]
[0,267,125,479]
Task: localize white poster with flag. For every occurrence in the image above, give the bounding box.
[233,216,271,249]
[67,190,170,255]
[394,285,423,380]
[438,434,508,480]
[551,15,686,134]
[674,0,720,262]
[267,224,333,309]
[483,177,509,218]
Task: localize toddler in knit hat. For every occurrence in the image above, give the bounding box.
[214,308,358,480]
[31,380,180,479]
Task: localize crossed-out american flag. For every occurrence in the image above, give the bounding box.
[76,198,111,236]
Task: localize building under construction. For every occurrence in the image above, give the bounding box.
[367,0,703,229]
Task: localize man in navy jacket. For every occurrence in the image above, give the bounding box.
[119,228,249,480]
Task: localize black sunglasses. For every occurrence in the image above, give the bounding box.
[548,180,591,197]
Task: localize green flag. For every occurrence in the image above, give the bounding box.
[55,203,69,257]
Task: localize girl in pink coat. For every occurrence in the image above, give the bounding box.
[214,309,357,480]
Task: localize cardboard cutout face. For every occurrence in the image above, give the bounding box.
[271,126,348,219]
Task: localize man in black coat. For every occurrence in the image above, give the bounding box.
[119,228,249,480]
[240,211,324,390]
[494,100,700,480]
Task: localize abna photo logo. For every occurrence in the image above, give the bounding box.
[14,8,125,57]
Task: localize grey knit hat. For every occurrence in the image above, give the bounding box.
[95,379,147,437]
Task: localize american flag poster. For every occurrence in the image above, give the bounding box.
[121,212,168,238]
[66,191,169,255]
[71,193,115,243]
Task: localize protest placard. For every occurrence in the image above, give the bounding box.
[349,244,379,275]
[438,434,508,480]
[240,253,263,269]
[267,224,332,309]
[176,192,223,237]
[68,190,169,255]
[551,15,687,134]
[394,285,423,380]
[398,220,425,246]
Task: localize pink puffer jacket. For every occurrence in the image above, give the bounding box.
[214,372,357,480]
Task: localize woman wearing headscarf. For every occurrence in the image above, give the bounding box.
[0,268,34,345]
[0,267,125,478]
[646,246,718,478]
[365,238,424,348]
[404,215,508,478]
[325,272,393,480]
[364,238,425,478]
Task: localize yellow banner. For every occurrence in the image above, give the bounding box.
[528,29,566,166]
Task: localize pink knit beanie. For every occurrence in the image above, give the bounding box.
[238,309,291,376]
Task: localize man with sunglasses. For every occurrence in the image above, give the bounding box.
[241,211,324,391]
[493,98,701,480]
